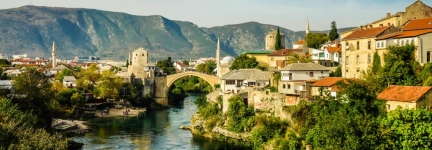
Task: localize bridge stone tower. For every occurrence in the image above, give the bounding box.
[128,48,149,84]
[52,41,56,68]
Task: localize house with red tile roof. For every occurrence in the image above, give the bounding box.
[173,61,192,72]
[377,85,432,111]
[267,49,304,71]
[341,25,398,79]
[293,39,307,49]
[376,17,432,65]
[310,77,346,97]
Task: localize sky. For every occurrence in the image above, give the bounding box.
[0,0,429,31]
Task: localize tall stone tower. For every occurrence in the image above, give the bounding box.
[128,48,149,84]
[265,30,285,50]
[52,41,56,68]
[216,38,221,77]
[306,18,310,35]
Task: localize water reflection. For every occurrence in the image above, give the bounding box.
[71,93,247,150]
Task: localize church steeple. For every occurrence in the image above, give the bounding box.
[306,18,310,35]
[52,41,56,68]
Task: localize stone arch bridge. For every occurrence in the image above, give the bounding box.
[155,71,219,105]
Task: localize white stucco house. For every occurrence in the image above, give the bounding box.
[220,69,269,94]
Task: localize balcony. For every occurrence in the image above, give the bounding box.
[299,90,310,99]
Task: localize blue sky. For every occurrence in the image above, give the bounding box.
[0,0,429,31]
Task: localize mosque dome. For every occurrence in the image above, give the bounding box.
[220,56,235,64]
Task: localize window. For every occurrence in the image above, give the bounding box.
[136,54,137,56]
[236,80,243,87]
[288,84,291,89]
[346,42,349,49]
[142,54,144,56]
[376,42,380,48]
[357,69,360,72]
[368,41,371,49]
[356,55,360,64]
[381,41,384,48]
[321,71,323,74]
[386,104,391,110]
[428,51,431,62]
[356,41,360,50]
[346,56,349,65]
[225,80,235,85]
[271,57,274,61]
[346,70,348,72]
[309,72,314,77]
[283,84,286,89]
[368,54,371,64]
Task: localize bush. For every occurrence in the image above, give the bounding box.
[226,95,255,132]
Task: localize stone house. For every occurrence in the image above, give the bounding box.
[115,71,135,84]
[278,63,330,104]
[377,85,432,111]
[267,49,304,71]
[310,77,346,97]
[341,25,398,78]
[63,76,77,88]
[220,69,270,94]
[375,17,432,65]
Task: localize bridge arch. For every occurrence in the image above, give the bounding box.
[165,71,219,95]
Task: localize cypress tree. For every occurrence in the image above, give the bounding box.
[126,59,129,67]
[274,27,282,50]
[329,21,339,42]
[371,51,381,73]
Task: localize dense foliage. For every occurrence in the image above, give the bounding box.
[383,44,420,85]
[156,57,176,75]
[196,60,216,75]
[328,21,339,42]
[329,66,342,77]
[226,95,255,132]
[305,33,329,49]
[288,53,313,63]
[229,54,259,70]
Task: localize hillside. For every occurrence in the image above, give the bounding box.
[0,6,303,61]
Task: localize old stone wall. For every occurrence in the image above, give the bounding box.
[154,76,168,105]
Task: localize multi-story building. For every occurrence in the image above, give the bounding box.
[375,17,432,65]
[341,25,398,78]
[278,63,329,104]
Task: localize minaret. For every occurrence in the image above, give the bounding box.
[52,41,56,68]
[216,38,221,77]
[128,52,131,66]
[306,18,310,35]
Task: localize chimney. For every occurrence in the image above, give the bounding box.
[380,24,383,27]
[335,39,338,46]
[369,25,373,29]
[388,23,391,26]
[359,25,363,30]
[386,13,391,17]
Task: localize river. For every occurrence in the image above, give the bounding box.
[70,93,245,150]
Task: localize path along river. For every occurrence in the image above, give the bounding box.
[70,93,246,150]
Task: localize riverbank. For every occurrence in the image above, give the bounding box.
[95,108,147,117]
[52,119,91,137]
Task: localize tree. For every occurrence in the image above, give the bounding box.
[383,44,420,86]
[156,57,176,75]
[372,51,382,74]
[328,21,339,42]
[275,27,282,50]
[12,67,55,129]
[196,60,216,74]
[71,92,85,115]
[288,53,313,63]
[329,66,342,77]
[272,71,281,86]
[229,54,259,70]
[94,70,123,99]
[126,59,129,67]
[305,33,329,49]
[381,108,432,149]
[55,68,73,82]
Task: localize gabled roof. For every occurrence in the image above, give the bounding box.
[293,40,307,45]
[268,49,303,56]
[221,69,269,81]
[376,29,432,40]
[327,44,342,53]
[280,63,329,71]
[175,62,189,67]
[311,77,345,87]
[342,26,390,40]
[377,85,432,102]
[403,17,432,31]
[63,76,77,82]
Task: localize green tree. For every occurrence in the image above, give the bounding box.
[126,59,129,67]
[305,33,329,49]
[329,66,342,77]
[274,27,282,50]
[12,67,55,129]
[272,71,281,86]
[288,53,313,63]
[372,51,382,74]
[226,95,255,132]
[229,54,259,70]
[182,60,189,65]
[381,108,432,149]
[196,60,216,74]
[328,21,339,42]
[55,68,73,82]
[383,44,420,86]
[156,57,176,75]
[94,70,123,99]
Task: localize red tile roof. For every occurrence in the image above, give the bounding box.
[377,85,432,102]
[293,40,307,44]
[311,77,345,87]
[403,17,432,31]
[176,62,189,67]
[268,49,303,56]
[376,29,432,40]
[342,26,390,40]
[327,44,342,53]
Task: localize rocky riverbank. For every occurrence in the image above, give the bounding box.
[52,119,91,137]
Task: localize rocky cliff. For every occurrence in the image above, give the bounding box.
[0,6,302,61]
